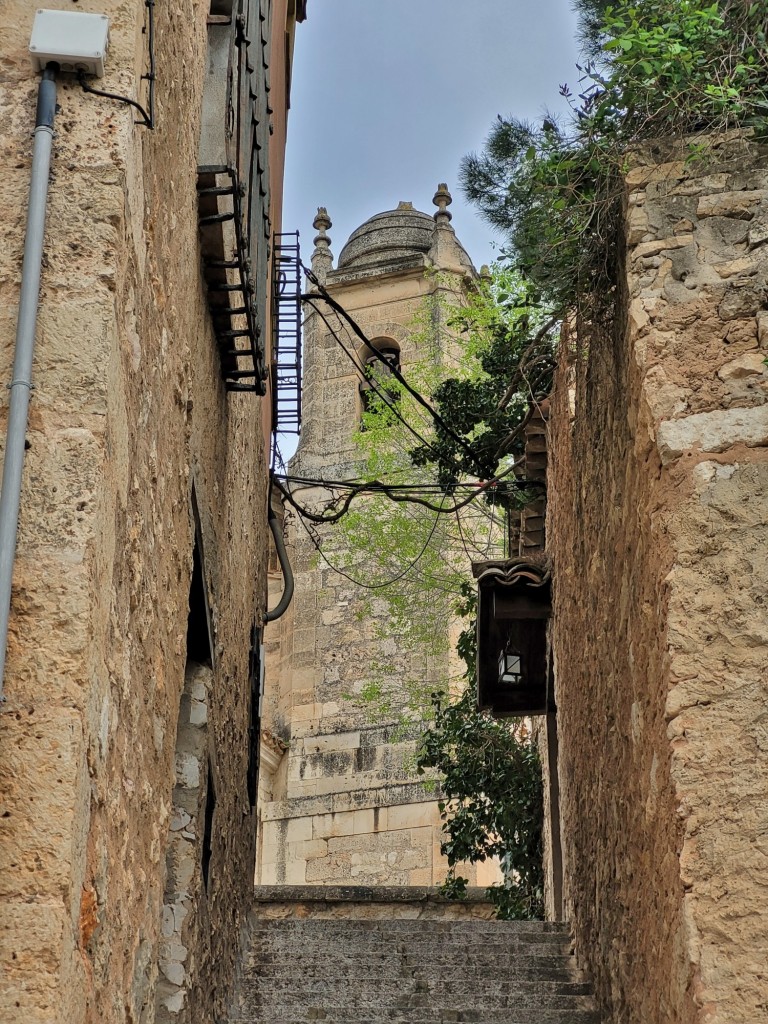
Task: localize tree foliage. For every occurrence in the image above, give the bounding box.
[418,687,544,920]
[327,274,546,918]
[417,0,768,923]
[328,282,509,722]
[461,0,768,314]
[409,271,559,490]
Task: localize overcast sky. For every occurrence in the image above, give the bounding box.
[282,0,582,271]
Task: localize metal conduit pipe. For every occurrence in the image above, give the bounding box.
[264,499,294,622]
[0,63,58,700]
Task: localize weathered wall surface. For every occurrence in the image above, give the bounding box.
[250,885,499,921]
[548,134,768,1024]
[0,3,276,1022]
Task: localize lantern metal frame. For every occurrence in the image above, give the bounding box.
[473,558,553,717]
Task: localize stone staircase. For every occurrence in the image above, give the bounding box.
[230,887,600,1024]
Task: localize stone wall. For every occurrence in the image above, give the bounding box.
[0,2,285,1021]
[548,134,768,1024]
[250,885,499,921]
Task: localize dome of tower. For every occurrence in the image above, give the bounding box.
[337,202,435,270]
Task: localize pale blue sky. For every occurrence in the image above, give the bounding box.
[282,0,582,270]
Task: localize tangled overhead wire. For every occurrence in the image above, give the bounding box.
[271,465,541,526]
[272,266,547,530]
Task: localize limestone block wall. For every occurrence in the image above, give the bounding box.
[548,134,768,1024]
[259,254,499,891]
[260,480,465,888]
[0,3,276,1022]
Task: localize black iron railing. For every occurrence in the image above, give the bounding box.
[271,233,302,433]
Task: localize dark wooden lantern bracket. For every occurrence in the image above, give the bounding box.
[473,558,553,717]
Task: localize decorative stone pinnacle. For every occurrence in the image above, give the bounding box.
[311,206,333,284]
[313,206,331,237]
[432,183,453,224]
[397,201,414,211]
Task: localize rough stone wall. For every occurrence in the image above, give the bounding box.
[0,3,280,1022]
[548,134,768,1024]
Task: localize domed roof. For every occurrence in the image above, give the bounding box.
[337,202,435,270]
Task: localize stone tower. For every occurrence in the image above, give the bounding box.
[258,188,499,888]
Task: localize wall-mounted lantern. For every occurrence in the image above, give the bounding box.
[473,559,552,717]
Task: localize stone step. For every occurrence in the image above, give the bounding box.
[247,990,597,1012]
[233,900,600,1024]
[231,1011,601,1024]
[253,977,593,998]
[248,933,571,949]
[249,918,570,935]
[249,934,570,950]
[250,938,573,952]
[249,939,574,958]
[247,949,580,971]
[249,931,572,949]
[246,971,592,998]
[249,950,585,974]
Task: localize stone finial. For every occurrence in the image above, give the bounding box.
[310,206,333,284]
[313,207,331,235]
[480,264,492,284]
[432,183,453,225]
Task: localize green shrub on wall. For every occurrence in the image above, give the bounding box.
[462,0,768,315]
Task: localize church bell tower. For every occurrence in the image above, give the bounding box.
[257,187,500,890]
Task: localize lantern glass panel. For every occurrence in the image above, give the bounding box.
[499,651,523,686]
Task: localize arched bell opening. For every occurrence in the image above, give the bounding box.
[357,337,402,417]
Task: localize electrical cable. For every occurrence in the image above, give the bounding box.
[278,473,519,493]
[272,465,528,525]
[303,298,444,462]
[301,264,483,469]
[76,0,156,128]
[454,507,479,562]
[142,0,156,127]
[292,498,445,590]
[78,73,154,127]
[484,486,498,556]
[271,433,288,475]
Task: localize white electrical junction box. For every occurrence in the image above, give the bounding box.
[29,9,110,78]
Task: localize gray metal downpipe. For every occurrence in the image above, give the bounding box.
[0,63,58,700]
[264,499,294,622]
